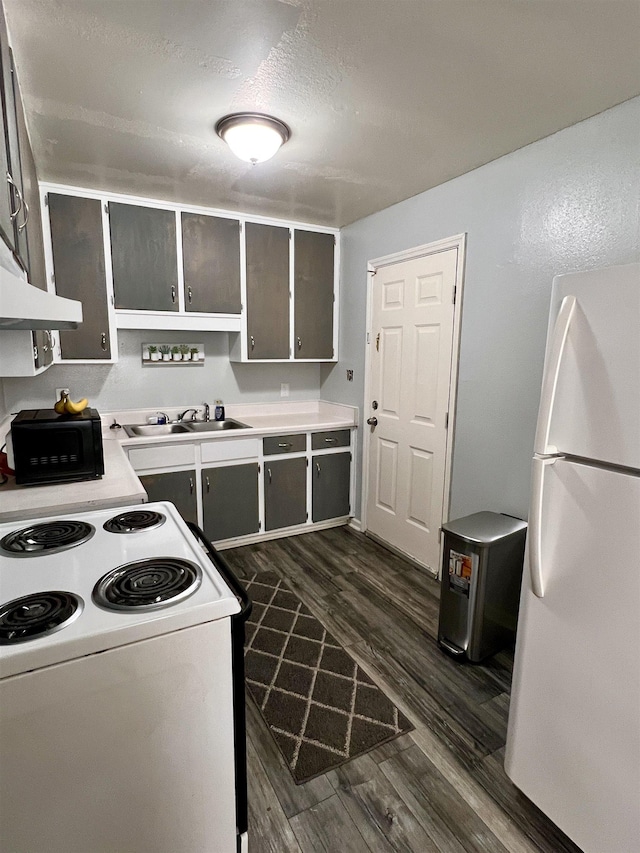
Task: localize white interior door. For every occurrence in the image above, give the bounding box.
[365,247,459,572]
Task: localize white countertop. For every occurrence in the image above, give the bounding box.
[0,440,146,522]
[0,401,357,522]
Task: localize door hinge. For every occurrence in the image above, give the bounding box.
[452,285,456,304]
[306,512,309,521]
[349,452,352,462]
[438,527,442,543]
[44,194,48,207]
[333,235,336,245]
[306,458,309,467]
[105,203,109,215]
[376,332,380,352]
[258,520,262,530]
[239,222,243,232]
[258,464,261,474]
[51,272,55,285]
[445,412,449,429]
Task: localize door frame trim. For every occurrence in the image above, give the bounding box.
[361,233,466,575]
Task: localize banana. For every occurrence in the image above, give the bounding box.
[64,396,88,415]
[54,392,68,415]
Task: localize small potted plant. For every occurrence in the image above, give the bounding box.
[171,345,182,361]
[190,346,200,362]
[180,343,191,361]
[147,344,160,362]
[160,345,171,361]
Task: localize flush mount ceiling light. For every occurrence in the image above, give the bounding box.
[215,113,290,165]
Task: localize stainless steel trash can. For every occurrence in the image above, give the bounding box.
[437,511,527,662]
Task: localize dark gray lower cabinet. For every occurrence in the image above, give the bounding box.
[265,457,307,531]
[139,469,198,526]
[312,452,351,522]
[202,464,259,541]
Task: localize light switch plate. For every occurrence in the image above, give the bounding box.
[280,383,290,397]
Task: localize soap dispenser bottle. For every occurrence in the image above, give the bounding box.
[214,400,225,421]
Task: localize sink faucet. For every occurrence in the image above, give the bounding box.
[177,408,198,422]
[203,402,210,422]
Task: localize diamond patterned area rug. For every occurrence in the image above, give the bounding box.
[244,570,413,784]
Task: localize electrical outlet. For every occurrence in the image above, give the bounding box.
[280,383,289,398]
[346,369,354,381]
[55,387,70,400]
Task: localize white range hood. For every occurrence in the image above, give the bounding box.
[0,262,82,330]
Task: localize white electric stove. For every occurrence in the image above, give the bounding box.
[0,501,249,853]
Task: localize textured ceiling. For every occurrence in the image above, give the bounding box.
[4,0,640,227]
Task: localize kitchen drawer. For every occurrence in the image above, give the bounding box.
[200,438,260,464]
[311,429,351,450]
[263,434,306,455]
[128,442,196,472]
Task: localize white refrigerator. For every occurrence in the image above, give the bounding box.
[505,263,640,853]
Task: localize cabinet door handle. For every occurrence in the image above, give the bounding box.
[250,335,255,350]
[187,286,192,304]
[267,467,272,484]
[205,476,210,493]
[297,336,302,350]
[278,442,292,448]
[189,477,194,494]
[17,197,29,233]
[171,285,176,303]
[6,172,22,220]
[324,437,337,443]
[101,332,107,351]
[316,462,321,476]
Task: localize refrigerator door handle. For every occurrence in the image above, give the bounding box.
[529,455,557,598]
[534,295,576,455]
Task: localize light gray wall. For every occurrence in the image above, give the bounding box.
[2,330,321,414]
[321,96,640,522]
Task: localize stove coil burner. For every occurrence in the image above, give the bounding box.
[103,510,166,534]
[0,591,83,644]
[93,558,202,612]
[0,521,95,557]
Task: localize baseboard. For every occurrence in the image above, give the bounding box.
[214,516,350,550]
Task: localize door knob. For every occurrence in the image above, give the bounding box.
[366,417,378,426]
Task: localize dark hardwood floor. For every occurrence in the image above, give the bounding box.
[224,526,582,853]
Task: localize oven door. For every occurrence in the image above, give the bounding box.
[188,523,251,850]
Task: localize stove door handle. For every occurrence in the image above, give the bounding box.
[186,522,252,621]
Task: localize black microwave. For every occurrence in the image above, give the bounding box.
[11,408,105,486]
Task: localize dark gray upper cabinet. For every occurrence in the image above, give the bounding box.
[245,222,290,359]
[181,213,241,314]
[15,94,44,290]
[139,469,198,527]
[294,229,335,360]
[48,194,111,360]
[0,7,26,267]
[32,330,53,370]
[109,202,178,311]
[264,456,307,531]
[312,452,351,522]
[202,463,259,542]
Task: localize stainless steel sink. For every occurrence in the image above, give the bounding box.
[184,419,250,432]
[123,423,191,437]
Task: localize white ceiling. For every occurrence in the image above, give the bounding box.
[5,0,640,228]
